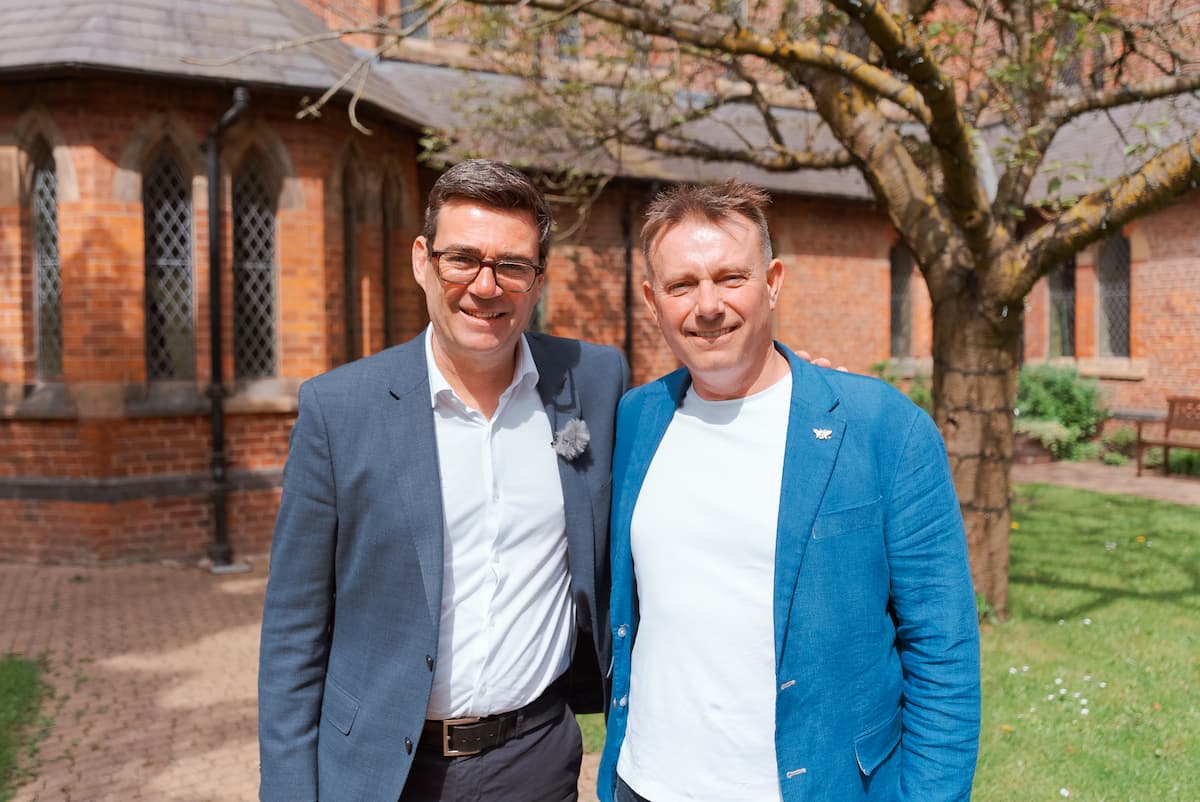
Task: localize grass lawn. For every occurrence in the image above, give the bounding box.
[975,484,1200,801]
[0,655,50,802]
[580,485,1199,801]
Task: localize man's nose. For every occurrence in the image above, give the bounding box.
[468,264,504,298]
[694,280,723,317]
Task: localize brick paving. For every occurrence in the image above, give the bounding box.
[0,554,601,801]
[2,462,1193,801]
[1012,460,1200,507]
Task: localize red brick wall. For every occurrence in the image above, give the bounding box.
[1019,196,1200,415]
[0,76,426,563]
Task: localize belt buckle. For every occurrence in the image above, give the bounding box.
[442,716,483,757]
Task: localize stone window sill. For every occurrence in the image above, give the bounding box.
[1,379,301,420]
[1045,356,1147,381]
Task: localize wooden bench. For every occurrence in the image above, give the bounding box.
[1135,396,1200,476]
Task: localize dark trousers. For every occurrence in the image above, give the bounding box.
[615,776,652,802]
[399,706,582,802]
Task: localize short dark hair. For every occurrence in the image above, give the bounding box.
[422,159,554,264]
[640,179,773,274]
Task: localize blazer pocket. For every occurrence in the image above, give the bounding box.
[322,676,360,736]
[854,706,902,777]
[812,497,882,540]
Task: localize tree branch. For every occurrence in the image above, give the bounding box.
[463,0,933,124]
[635,135,855,170]
[1004,130,1200,299]
[1049,73,1200,124]
[828,0,1006,263]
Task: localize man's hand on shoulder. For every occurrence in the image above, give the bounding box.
[797,349,848,373]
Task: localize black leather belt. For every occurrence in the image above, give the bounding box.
[420,676,567,757]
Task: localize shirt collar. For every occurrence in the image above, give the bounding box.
[424,324,540,410]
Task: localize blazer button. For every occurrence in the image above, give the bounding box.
[616,625,627,638]
[405,737,413,754]
[426,655,434,671]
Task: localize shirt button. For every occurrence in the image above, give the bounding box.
[405,737,413,754]
[425,655,434,671]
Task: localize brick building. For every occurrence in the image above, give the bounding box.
[2,0,1197,563]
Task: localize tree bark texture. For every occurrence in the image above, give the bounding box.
[930,279,1022,616]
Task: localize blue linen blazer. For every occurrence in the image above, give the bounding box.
[258,331,627,802]
[598,344,980,802]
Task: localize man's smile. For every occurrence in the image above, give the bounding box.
[687,325,736,340]
[463,309,506,320]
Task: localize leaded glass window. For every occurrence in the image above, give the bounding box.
[31,143,62,379]
[1098,235,1131,357]
[889,244,912,358]
[232,164,277,379]
[143,152,195,379]
[342,166,360,363]
[1048,259,1075,358]
[400,0,428,38]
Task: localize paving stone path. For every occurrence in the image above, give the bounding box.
[1,555,600,801]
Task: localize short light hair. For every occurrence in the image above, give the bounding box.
[422,159,554,264]
[640,179,773,276]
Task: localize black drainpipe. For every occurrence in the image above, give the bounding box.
[204,87,249,570]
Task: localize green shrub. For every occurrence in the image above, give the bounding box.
[1143,446,1164,469]
[1100,424,1137,457]
[1102,451,1129,466]
[868,361,933,415]
[1015,364,1109,440]
[1168,448,1200,477]
[1014,418,1075,459]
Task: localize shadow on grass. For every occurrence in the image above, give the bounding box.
[1007,483,1200,622]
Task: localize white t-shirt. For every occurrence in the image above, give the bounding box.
[618,374,791,802]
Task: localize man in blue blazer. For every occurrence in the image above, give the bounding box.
[598,181,980,802]
[258,160,626,802]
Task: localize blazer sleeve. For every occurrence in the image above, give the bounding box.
[885,411,981,801]
[257,380,337,802]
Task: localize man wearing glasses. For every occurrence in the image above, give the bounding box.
[258,160,627,802]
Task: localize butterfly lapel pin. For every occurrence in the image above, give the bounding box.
[812,428,833,441]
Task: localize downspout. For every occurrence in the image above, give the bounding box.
[204,87,249,571]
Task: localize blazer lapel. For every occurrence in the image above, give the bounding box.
[528,337,595,603]
[773,347,845,667]
[384,340,445,630]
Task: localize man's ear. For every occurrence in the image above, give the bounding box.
[641,280,661,327]
[766,257,785,309]
[412,236,430,291]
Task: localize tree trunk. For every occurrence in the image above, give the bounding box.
[930,288,1022,617]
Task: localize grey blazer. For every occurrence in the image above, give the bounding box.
[258,331,628,802]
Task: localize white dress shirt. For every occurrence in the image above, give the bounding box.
[618,374,790,802]
[423,327,574,719]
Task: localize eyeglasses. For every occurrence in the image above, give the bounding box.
[429,249,545,293]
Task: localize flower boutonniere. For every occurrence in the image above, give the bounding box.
[552,418,590,462]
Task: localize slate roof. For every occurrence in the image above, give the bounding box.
[1030,93,1200,198]
[0,0,432,129]
[373,59,877,200]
